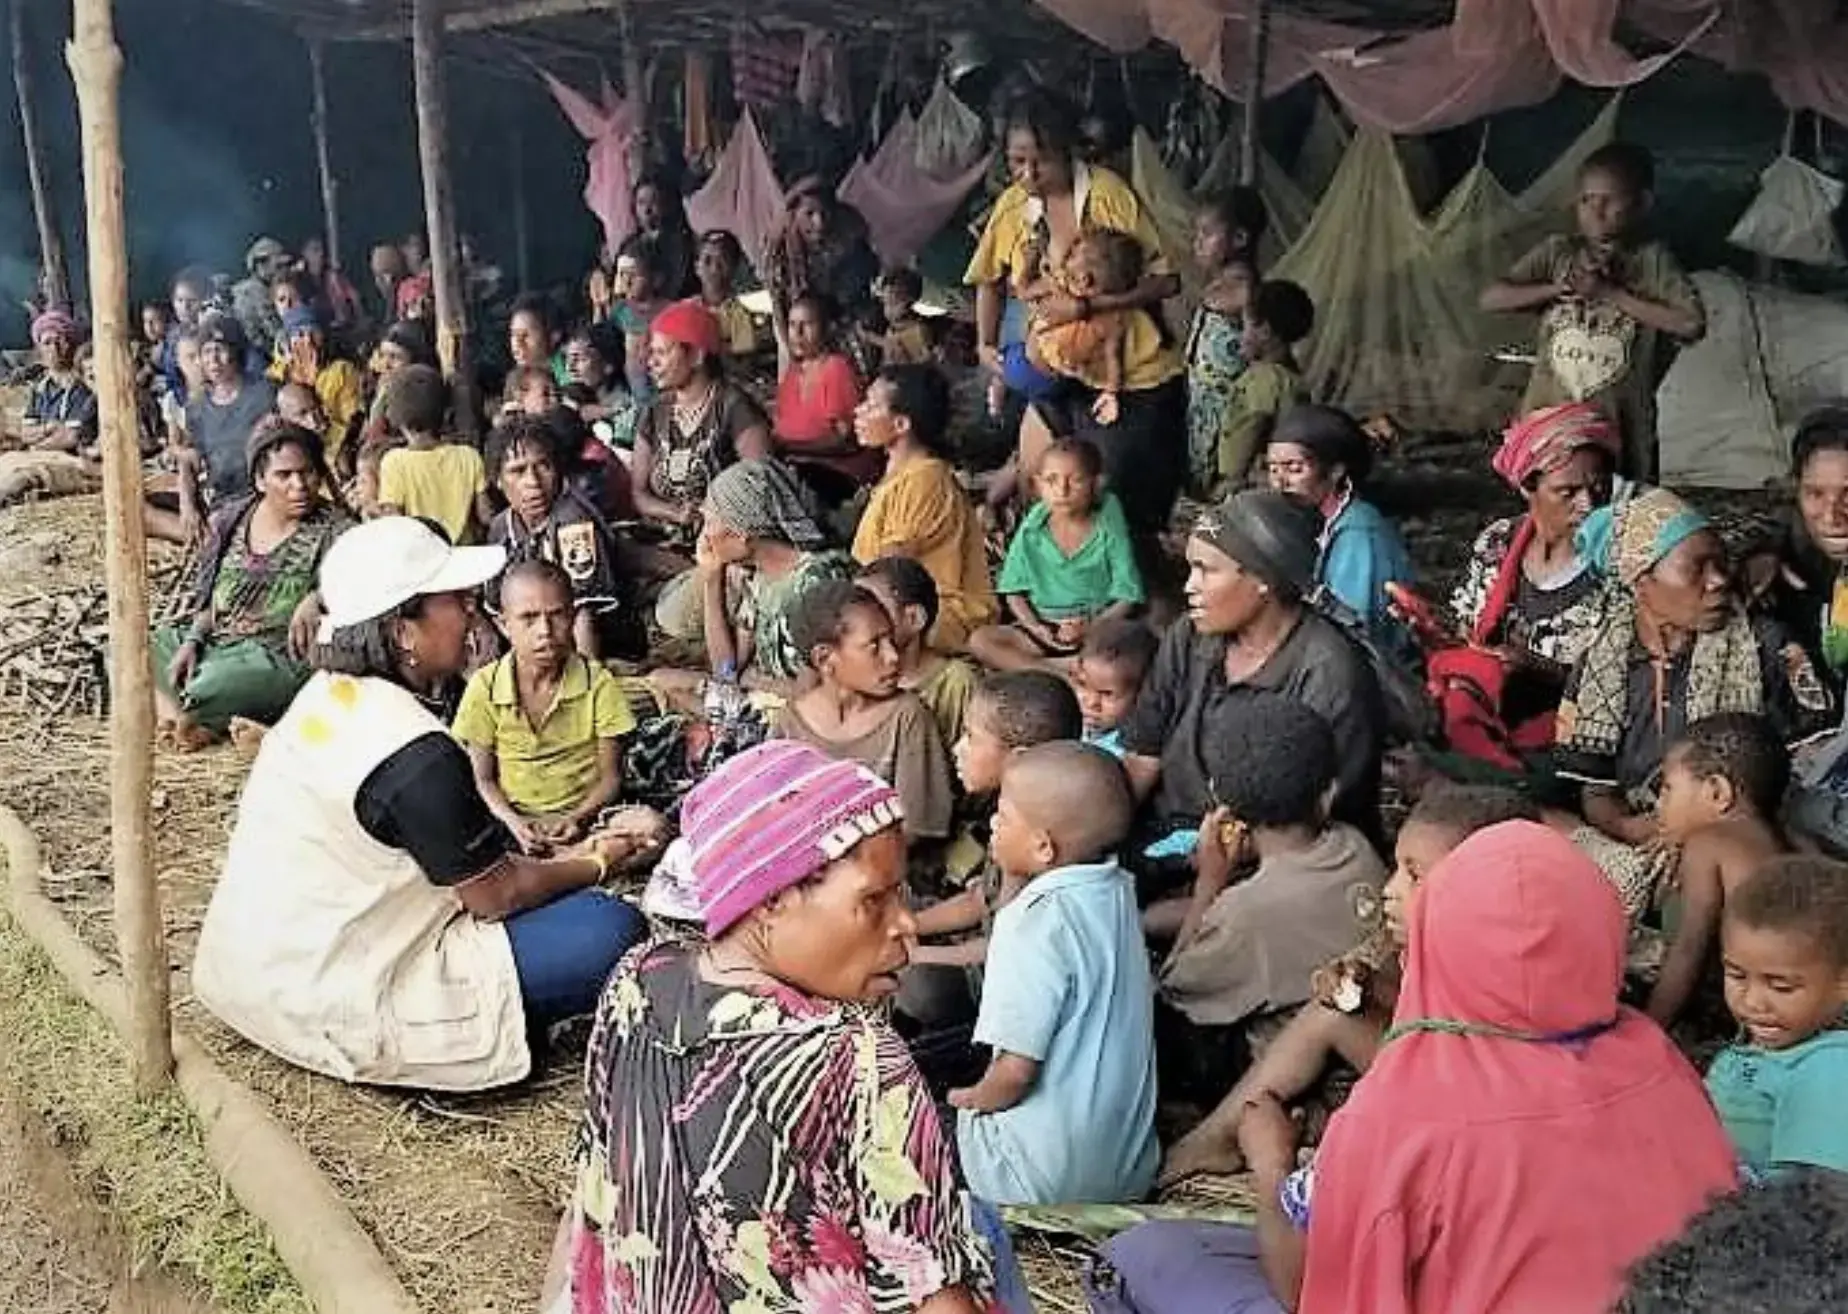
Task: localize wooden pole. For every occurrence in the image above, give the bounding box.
[411,0,469,383]
[308,38,342,272]
[510,118,531,293]
[66,0,173,1096]
[1238,0,1272,187]
[13,0,70,309]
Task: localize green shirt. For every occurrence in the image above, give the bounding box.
[451,652,635,817]
[1706,1029,1848,1177]
[996,493,1144,620]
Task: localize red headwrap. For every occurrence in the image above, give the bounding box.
[649,298,721,358]
[1491,402,1619,490]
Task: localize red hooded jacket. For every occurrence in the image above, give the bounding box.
[1299,821,1737,1314]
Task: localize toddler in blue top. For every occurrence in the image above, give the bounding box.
[1073,615,1159,761]
[1705,854,1848,1179]
[951,741,1159,1205]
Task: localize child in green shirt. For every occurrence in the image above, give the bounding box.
[1705,855,1848,1180]
[967,438,1143,673]
[1215,279,1314,494]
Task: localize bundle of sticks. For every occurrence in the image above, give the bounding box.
[0,548,194,720]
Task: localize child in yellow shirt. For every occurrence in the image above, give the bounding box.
[371,363,492,543]
[452,560,636,854]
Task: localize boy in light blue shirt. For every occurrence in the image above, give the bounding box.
[951,742,1158,1204]
[1705,855,1848,1180]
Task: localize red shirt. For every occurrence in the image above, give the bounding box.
[773,353,879,485]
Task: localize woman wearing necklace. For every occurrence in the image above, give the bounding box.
[550,740,1021,1313]
[630,300,771,547]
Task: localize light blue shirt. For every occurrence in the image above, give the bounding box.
[1706,1029,1848,1177]
[1084,727,1127,759]
[959,859,1159,1205]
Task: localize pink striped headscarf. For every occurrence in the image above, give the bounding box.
[682,741,903,936]
[1491,402,1619,490]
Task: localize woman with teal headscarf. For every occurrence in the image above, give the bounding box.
[1554,489,1831,909]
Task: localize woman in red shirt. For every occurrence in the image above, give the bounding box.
[774,292,878,504]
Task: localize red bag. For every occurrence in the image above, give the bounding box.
[1425,646,1556,772]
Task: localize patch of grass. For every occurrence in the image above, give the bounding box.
[0,910,310,1314]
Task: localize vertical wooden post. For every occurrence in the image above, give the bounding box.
[308,38,341,272]
[66,0,173,1097]
[616,0,647,165]
[511,118,531,293]
[13,0,70,309]
[1238,0,1272,186]
[411,0,478,436]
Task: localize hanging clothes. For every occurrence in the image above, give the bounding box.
[730,25,801,108]
[684,52,715,168]
[795,28,851,129]
[840,111,993,266]
[542,71,641,261]
[685,111,787,274]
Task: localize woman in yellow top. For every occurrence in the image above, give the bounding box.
[968,90,1184,538]
[851,364,996,652]
[269,303,364,469]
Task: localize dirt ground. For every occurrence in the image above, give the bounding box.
[0,438,1788,1312]
[0,1085,216,1314]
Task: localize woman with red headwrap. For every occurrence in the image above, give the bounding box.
[630,299,771,543]
[1449,402,1622,670]
[1402,404,1625,778]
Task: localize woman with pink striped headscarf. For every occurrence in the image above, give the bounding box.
[550,739,1025,1314]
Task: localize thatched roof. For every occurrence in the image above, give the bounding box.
[217,0,1455,69]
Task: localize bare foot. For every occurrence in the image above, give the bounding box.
[227,716,268,760]
[1158,1122,1247,1190]
[169,716,216,754]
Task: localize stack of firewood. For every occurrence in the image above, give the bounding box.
[0,550,193,719]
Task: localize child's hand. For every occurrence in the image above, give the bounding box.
[947,1086,982,1112]
[536,815,585,847]
[1194,806,1247,895]
[1053,617,1087,649]
[1092,390,1120,426]
[505,816,549,856]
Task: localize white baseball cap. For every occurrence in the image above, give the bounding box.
[315,517,507,643]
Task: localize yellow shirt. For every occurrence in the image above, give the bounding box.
[377,443,486,544]
[451,652,636,817]
[266,359,366,468]
[709,297,760,357]
[851,456,996,651]
[965,163,1182,390]
[312,360,364,465]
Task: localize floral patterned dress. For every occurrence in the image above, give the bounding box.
[568,941,998,1314]
[1184,305,1246,493]
[1446,516,1604,670]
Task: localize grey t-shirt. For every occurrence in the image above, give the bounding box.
[186,378,277,502]
[1121,611,1385,835]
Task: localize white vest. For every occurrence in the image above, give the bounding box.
[193,672,530,1091]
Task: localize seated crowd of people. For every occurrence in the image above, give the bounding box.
[16,89,1848,1314]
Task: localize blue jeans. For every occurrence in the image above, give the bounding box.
[504,889,647,1028]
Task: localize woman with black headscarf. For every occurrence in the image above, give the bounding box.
[1119,489,1387,842]
[1265,404,1414,652]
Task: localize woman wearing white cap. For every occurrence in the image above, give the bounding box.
[193,517,662,1091]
